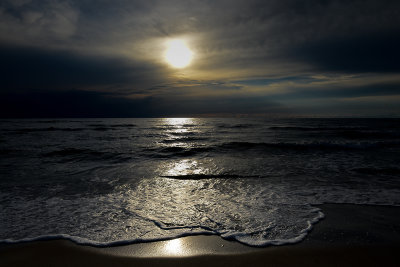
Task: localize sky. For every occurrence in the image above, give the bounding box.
[1,0,400,117]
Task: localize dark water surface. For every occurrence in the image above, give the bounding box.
[1,118,399,246]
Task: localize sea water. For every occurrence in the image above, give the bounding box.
[0,118,399,246]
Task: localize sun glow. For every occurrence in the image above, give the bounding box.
[165,39,193,68]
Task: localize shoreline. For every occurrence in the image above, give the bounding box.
[1,203,400,266]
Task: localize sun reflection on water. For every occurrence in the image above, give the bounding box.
[165,159,202,176]
[162,118,195,135]
[164,118,192,126]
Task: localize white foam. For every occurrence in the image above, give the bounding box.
[1,118,400,247]
[1,172,399,248]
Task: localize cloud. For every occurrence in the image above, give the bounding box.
[2,0,399,75]
[271,82,400,100]
[0,89,285,118]
[290,32,400,73]
[1,0,400,117]
[0,90,149,118]
[0,0,78,44]
[0,43,165,93]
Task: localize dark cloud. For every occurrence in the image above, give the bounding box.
[290,32,400,73]
[235,76,319,86]
[270,82,400,100]
[0,90,152,118]
[202,0,400,72]
[147,95,285,117]
[0,0,400,117]
[0,44,163,92]
[0,90,284,118]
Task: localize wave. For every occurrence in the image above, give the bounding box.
[182,124,196,128]
[0,232,214,248]
[42,148,131,163]
[336,130,400,140]
[143,140,400,159]
[168,132,198,137]
[160,174,261,180]
[352,167,400,176]
[91,126,128,131]
[22,120,103,123]
[217,123,256,129]
[269,126,368,131]
[32,120,65,123]
[161,137,208,143]
[88,124,136,128]
[92,127,114,131]
[9,127,87,133]
[218,141,400,151]
[4,124,138,133]
[159,146,211,156]
[0,208,324,248]
[0,149,21,156]
[144,146,212,158]
[43,148,104,157]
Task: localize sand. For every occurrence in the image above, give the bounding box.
[1,204,400,267]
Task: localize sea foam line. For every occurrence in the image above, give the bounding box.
[0,209,325,248]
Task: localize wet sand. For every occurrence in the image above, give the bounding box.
[1,204,400,267]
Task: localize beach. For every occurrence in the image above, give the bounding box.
[2,0,400,263]
[1,204,399,267]
[1,118,400,266]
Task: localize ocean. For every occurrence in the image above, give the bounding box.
[0,118,399,247]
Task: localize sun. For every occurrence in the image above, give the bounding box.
[165,39,193,68]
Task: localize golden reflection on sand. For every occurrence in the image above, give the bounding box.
[164,239,183,255]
